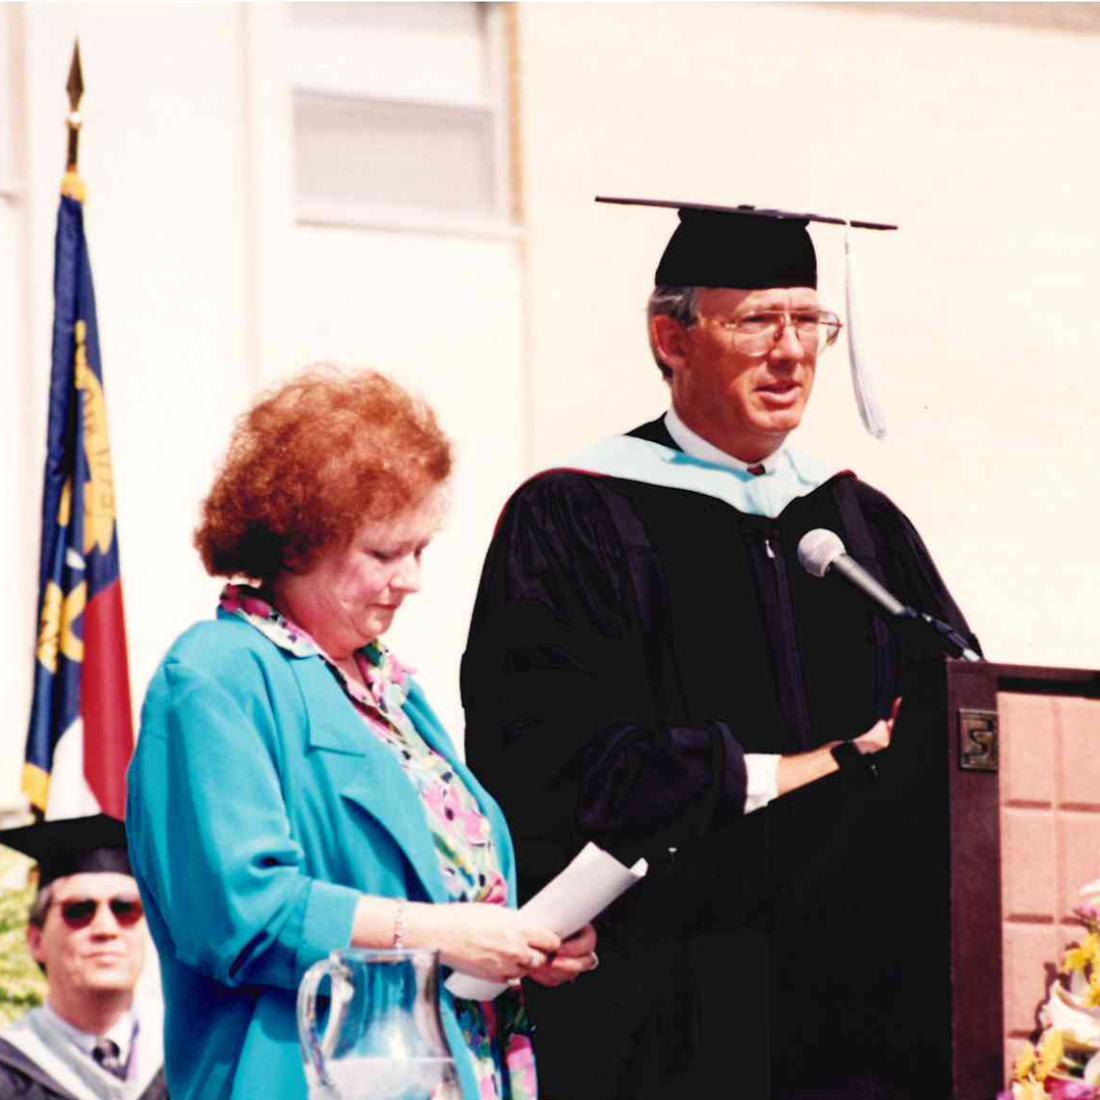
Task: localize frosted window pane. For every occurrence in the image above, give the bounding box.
[294,93,497,217]
[291,3,487,107]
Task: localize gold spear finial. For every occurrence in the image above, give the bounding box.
[62,40,86,201]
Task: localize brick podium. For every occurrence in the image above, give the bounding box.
[912,660,1100,1099]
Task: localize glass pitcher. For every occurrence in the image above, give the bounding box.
[297,948,460,1100]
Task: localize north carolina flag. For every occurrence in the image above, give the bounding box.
[24,182,134,819]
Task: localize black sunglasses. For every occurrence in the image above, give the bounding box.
[55,897,144,930]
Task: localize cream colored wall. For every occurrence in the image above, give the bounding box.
[1,3,526,810]
[1,9,30,817]
[285,226,526,736]
[3,3,260,813]
[516,2,1100,672]
[4,2,1099,811]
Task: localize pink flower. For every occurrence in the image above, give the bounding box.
[506,1034,537,1097]
[361,647,413,711]
[423,780,491,845]
[458,806,491,846]
[482,874,508,906]
[423,780,454,821]
[422,783,488,840]
[1049,1080,1099,1100]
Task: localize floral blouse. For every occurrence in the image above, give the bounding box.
[220,584,537,1100]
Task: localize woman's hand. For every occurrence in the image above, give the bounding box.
[404,901,561,984]
[528,923,599,988]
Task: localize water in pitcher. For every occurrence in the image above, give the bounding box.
[308,1055,459,1100]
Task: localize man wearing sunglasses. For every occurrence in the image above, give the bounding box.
[463,201,979,1098]
[0,814,167,1100]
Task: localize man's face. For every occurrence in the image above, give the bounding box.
[28,873,146,1008]
[667,286,822,460]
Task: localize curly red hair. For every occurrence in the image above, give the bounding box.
[195,366,452,582]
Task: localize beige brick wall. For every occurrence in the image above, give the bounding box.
[1000,693,1100,1072]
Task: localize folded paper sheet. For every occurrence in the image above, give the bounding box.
[445,842,648,1001]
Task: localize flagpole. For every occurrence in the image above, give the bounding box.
[62,41,85,203]
[24,40,135,819]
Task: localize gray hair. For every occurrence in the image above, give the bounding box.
[646,286,699,380]
[28,883,54,929]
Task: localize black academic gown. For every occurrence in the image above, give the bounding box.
[462,418,979,1100]
[0,1038,168,1100]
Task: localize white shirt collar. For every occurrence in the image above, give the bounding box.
[42,1002,136,1066]
[664,406,784,474]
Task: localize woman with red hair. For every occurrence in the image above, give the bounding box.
[126,366,596,1100]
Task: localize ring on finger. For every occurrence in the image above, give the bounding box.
[590,951,600,971]
[526,951,543,969]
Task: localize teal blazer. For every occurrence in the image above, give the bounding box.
[127,612,516,1100]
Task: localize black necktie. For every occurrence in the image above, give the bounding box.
[92,1037,126,1079]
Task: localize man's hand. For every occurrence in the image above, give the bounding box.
[852,696,902,755]
[528,923,599,988]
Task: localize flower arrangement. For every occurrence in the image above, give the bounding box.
[1002,881,1100,1100]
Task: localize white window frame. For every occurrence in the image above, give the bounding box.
[290,3,519,240]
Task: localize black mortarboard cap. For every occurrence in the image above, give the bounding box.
[597,196,899,438]
[0,814,131,887]
[595,196,896,289]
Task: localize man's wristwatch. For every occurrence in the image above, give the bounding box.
[830,740,880,781]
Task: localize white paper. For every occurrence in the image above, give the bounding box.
[445,842,648,1001]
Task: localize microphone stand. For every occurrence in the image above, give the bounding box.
[895,606,981,662]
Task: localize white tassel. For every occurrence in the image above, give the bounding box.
[844,225,888,439]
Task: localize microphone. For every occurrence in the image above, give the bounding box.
[796,528,981,661]
[797,529,908,617]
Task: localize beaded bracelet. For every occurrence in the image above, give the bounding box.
[392,899,407,949]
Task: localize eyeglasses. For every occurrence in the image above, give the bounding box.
[54,897,144,930]
[709,310,843,356]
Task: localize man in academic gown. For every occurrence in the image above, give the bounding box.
[0,815,167,1100]
[462,201,979,1099]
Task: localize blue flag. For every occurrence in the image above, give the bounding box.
[24,191,134,818]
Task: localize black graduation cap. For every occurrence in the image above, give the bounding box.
[596,196,896,289]
[595,195,898,438]
[0,814,131,888]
